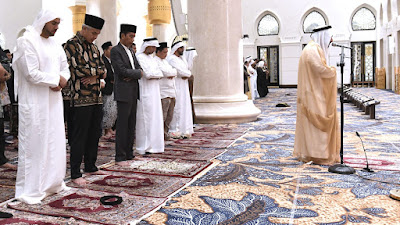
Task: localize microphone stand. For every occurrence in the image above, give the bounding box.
[328,45,355,174]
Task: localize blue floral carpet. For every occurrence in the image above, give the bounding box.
[140,88,400,225]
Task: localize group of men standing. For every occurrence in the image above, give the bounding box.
[11,9,195,204]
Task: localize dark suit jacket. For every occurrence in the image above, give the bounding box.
[110,43,142,103]
[102,55,114,96]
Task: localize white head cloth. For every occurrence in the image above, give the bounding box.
[13,9,60,101]
[244,56,252,63]
[171,41,186,55]
[257,61,265,68]
[184,48,198,70]
[138,37,160,54]
[311,28,332,62]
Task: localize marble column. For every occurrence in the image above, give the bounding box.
[148,0,171,41]
[86,0,118,48]
[187,0,260,123]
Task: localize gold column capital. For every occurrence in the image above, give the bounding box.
[148,0,171,25]
[69,5,86,34]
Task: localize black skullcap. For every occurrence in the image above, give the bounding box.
[84,14,105,30]
[186,47,196,51]
[101,41,112,50]
[312,25,332,33]
[159,42,168,48]
[121,24,137,33]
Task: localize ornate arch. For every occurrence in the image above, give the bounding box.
[256,11,280,36]
[351,5,376,31]
[301,8,329,33]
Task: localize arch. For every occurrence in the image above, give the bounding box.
[351,6,376,31]
[302,8,328,33]
[256,11,280,36]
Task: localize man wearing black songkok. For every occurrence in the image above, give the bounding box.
[64,14,107,185]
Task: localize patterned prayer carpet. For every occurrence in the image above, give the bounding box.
[0,187,14,203]
[137,147,226,161]
[103,157,213,178]
[68,172,191,198]
[7,189,167,225]
[190,131,245,140]
[0,168,16,188]
[167,139,235,149]
[194,125,248,133]
[139,88,400,225]
[344,155,400,171]
[0,208,96,225]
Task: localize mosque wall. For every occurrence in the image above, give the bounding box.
[0,0,43,51]
[242,0,381,86]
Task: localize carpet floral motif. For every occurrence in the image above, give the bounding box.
[7,189,167,225]
[104,157,212,178]
[68,172,191,198]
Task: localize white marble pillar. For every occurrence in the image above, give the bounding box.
[153,24,168,42]
[187,0,260,123]
[86,0,118,49]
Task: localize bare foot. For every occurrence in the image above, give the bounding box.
[1,163,17,170]
[116,161,130,167]
[72,177,87,186]
[87,170,109,175]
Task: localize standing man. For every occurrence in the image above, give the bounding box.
[136,38,164,154]
[110,24,142,166]
[64,14,106,185]
[185,47,197,123]
[155,42,177,141]
[0,64,15,170]
[294,25,340,165]
[101,41,117,138]
[13,9,70,204]
[167,41,193,139]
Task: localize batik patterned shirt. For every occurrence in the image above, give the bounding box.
[64,32,105,107]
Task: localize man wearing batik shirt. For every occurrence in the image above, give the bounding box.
[64,14,107,185]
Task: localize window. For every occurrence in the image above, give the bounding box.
[303,11,326,33]
[352,7,376,31]
[258,14,279,36]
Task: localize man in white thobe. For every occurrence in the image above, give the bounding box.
[136,38,164,154]
[155,42,177,141]
[167,41,193,138]
[13,9,70,204]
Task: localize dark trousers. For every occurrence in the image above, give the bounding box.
[115,101,137,162]
[69,104,103,179]
[0,118,7,166]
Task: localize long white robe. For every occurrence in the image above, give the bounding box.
[167,54,193,137]
[248,66,259,100]
[136,53,164,154]
[13,25,70,204]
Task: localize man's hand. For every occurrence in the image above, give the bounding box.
[167,76,174,80]
[182,77,189,80]
[123,78,132,82]
[50,86,62,92]
[140,70,144,78]
[81,76,98,85]
[59,76,68,88]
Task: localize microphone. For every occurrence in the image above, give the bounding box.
[356,131,374,172]
[332,42,353,49]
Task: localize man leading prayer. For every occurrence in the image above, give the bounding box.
[294,25,340,165]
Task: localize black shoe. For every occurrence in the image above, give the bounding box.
[0,211,13,218]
